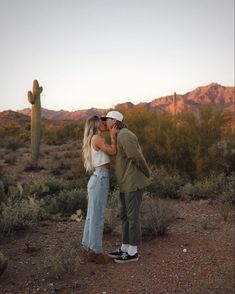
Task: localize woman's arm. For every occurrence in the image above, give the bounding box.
[92,133,117,156]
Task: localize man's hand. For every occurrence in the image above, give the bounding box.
[110,125,118,139]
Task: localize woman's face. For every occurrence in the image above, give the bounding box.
[106,118,116,130]
[99,119,108,132]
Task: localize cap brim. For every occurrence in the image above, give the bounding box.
[100,116,108,120]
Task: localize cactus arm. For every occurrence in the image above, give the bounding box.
[28,91,35,104]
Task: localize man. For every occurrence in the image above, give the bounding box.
[101,110,151,263]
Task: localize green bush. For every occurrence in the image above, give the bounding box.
[115,105,234,180]
[140,195,176,238]
[0,196,43,236]
[44,188,87,215]
[149,167,184,198]
[178,173,235,201]
[0,181,5,202]
[3,137,25,151]
[26,176,63,197]
[4,154,17,165]
[23,161,45,172]
[0,173,16,195]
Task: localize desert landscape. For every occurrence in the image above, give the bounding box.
[0,83,234,293]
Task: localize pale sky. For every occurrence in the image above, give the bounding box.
[0,0,234,111]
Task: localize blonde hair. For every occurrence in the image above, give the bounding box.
[82,115,100,172]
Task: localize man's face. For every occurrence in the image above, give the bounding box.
[106,118,116,130]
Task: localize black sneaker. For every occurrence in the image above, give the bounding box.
[114,252,139,263]
[108,248,125,259]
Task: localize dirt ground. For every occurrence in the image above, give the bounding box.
[0,143,234,293]
[0,199,234,294]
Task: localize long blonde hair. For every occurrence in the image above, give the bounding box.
[82,115,100,172]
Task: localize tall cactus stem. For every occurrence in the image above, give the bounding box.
[173,92,177,117]
[27,80,43,161]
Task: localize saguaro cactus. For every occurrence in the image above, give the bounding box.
[28,80,43,161]
[173,92,177,117]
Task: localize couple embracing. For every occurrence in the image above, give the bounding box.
[81,111,150,264]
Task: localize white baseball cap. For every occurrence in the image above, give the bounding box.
[101,111,124,122]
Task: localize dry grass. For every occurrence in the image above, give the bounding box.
[44,237,81,278]
[141,195,177,238]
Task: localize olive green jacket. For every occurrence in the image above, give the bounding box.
[115,128,151,193]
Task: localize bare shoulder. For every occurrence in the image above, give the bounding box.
[92,134,102,141]
[92,134,105,150]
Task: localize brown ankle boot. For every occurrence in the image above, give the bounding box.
[86,251,110,264]
[86,250,96,262]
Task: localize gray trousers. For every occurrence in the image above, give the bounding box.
[120,189,143,246]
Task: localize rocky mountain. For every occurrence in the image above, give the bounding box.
[2,83,234,122]
[0,110,30,125]
[148,83,234,114]
[17,107,106,121]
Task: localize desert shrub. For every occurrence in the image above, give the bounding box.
[53,152,61,160]
[216,202,231,222]
[43,124,79,146]
[45,237,81,278]
[104,188,120,234]
[0,173,17,195]
[178,173,235,201]
[0,196,43,236]
[0,181,5,202]
[63,151,76,159]
[4,154,17,165]
[23,161,45,172]
[69,157,88,188]
[26,176,63,197]
[140,195,176,238]
[63,180,82,191]
[219,174,235,204]
[115,105,233,180]
[3,137,25,151]
[7,182,24,201]
[50,162,71,176]
[44,188,87,215]
[149,167,184,198]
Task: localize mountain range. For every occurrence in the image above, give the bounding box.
[1,83,234,122]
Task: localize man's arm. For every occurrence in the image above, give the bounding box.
[119,132,150,178]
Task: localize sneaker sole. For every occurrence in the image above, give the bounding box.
[114,257,139,263]
[108,254,122,259]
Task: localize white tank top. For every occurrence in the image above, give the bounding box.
[91,143,110,168]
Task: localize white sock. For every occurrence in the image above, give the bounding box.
[121,244,129,253]
[128,245,137,256]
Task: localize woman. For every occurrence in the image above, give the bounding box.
[82,115,117,264]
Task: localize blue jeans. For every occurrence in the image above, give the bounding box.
[82,167,109,254]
